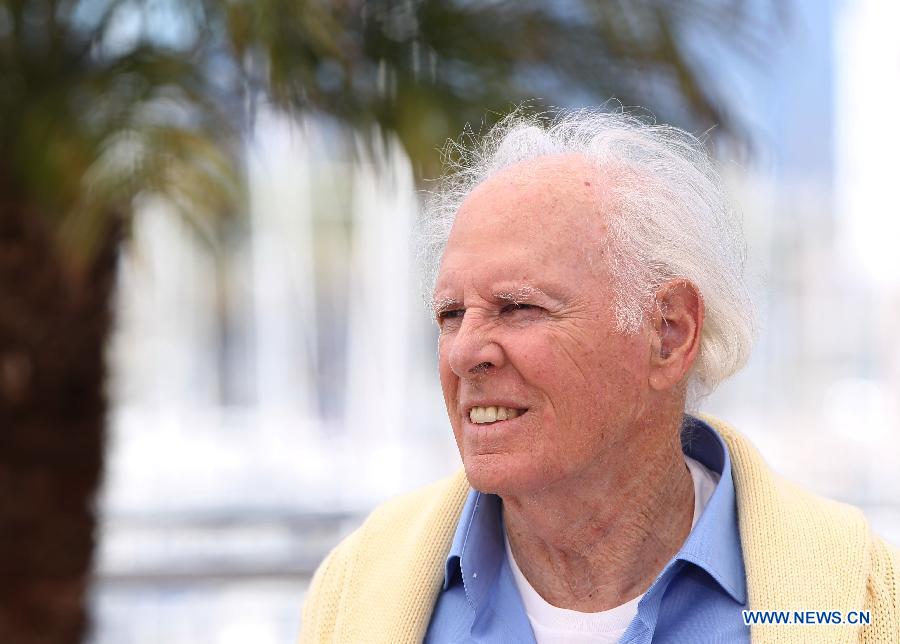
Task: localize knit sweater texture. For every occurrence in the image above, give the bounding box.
[300,416,899,643]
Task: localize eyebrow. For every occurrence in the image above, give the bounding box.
[431,285,552,315]
[494,285,546,304]
[431,296,460,316]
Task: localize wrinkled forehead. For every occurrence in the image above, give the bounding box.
[455,154,607,234]
[436,154,616,293]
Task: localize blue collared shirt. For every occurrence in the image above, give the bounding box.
[425,416,749,643]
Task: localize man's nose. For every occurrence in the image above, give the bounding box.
[446,313,505,378]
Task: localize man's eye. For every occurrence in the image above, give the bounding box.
[502,303,537,314]
[438,309,465,322]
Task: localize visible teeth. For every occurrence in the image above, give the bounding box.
[469,406,524,424]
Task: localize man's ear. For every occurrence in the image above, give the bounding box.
[648,280,704,391]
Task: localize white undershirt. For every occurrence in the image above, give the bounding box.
[505,455,720,644]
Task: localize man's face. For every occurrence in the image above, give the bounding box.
[433,155,655,496]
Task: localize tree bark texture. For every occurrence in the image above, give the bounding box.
[0,192,119,644]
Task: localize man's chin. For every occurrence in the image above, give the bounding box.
[462,453,550,497]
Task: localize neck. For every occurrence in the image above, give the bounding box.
[502,417,694,612]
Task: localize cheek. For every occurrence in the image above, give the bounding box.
[437,339,459,406]
[437,336,452,376]
[527,330,648,408]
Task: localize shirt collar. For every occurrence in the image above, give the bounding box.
[443,489,505,611]
[675,414,747,604]
[443,415,747,607]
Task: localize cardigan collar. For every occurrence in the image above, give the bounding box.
[703,414,869,643]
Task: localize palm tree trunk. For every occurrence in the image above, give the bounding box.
[0,186,119,644]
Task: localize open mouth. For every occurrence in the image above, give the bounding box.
[468,406,528,425]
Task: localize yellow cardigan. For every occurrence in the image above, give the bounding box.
[301,417,899,643]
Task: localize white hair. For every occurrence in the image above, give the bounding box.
[418,108,756,397]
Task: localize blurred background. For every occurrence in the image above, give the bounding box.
[0,0,898,642]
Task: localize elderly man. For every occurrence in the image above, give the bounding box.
[301,111,899,643]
